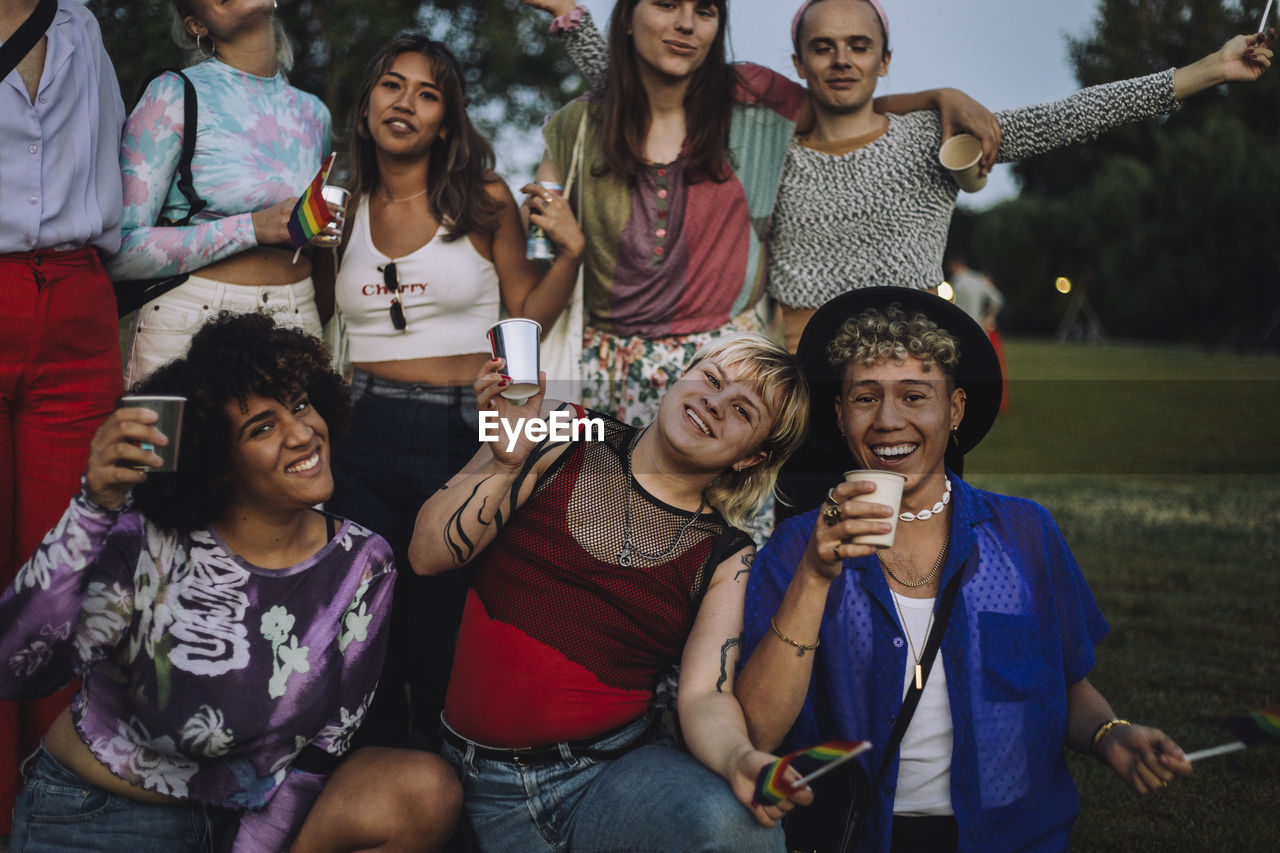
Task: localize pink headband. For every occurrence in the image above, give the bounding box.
[791,0,890,52]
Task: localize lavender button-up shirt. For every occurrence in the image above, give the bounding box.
[0,0,124,255]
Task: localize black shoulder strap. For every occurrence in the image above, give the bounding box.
[135,68,207,226]
[875,564,966,780]
[0,0,56,83]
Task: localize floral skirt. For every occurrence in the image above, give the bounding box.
[580,311,776,545]
[580,312,768,427]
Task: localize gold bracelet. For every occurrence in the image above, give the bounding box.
[770,617,820,657]
[1091,718,1132,756]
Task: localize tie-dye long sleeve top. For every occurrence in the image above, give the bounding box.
[0,489,394,852]
[107,58,331,280]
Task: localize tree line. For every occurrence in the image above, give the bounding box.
[955,0,1280,346]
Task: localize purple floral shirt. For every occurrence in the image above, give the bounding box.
[0,490,394,851]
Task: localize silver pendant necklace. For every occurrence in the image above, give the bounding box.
[617,427,706,568]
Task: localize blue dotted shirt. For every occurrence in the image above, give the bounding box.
[745,475,1108,852]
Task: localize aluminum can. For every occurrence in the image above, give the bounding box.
[526,181,562,260]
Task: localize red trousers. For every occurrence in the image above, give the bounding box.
[0,247,122,833]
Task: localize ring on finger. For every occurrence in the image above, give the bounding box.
[826,486,839,506]
[832,542,841,561]
[821,503,841,527]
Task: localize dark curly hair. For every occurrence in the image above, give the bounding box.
[128,313,350,533]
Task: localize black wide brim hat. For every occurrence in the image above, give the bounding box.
[780,287,1003,517]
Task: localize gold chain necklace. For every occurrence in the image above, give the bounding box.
[877,532,949,588]
[377,187,428,203]
[881,535,948,689]
[885,532,947,691]
[889,585,935,691]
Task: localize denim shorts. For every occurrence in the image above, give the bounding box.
[10,745,235,852]
[441,714,784,853]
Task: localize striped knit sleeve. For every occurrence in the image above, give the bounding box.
[994,69,1179,164]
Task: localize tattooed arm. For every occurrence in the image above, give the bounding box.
[677,546,812,829]
[407,359,571,575]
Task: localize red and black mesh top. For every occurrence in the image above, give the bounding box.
[445,415,752,746]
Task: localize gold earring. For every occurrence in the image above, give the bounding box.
[951,428,960,448]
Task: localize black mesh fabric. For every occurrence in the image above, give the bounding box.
[470,416,752,692]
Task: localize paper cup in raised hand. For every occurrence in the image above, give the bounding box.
[119,395,186,472]
[939,133,988,193]
[487,319,542,404]
[316,186,350,246]
[843,469,907,548]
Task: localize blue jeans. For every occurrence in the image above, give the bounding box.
[10,746,234,852]
[327,372,481,747]
[441,715,784,853]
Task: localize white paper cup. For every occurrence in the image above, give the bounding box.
[316,185,349,246]
[938,134,988,193]
[843,469,907,548]
[120,395,186,472]
[487,319,542,403]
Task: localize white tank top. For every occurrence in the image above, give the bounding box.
[336,196,501,362]
[892,592,955,816]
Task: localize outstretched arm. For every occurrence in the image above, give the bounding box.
[995,29,1274,165]
[679,546,813,829]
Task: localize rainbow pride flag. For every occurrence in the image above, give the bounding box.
[1226,706,1280,745]
[753,740,871,806]
[287,152,336,248]
[1184,706,1280,762]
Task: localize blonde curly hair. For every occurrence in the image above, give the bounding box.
[827,304,960,381]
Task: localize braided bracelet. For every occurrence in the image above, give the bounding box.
[1091,718,1132,756]
[770,617,820,657]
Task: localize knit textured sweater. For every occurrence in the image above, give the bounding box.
[769,70,1178,307]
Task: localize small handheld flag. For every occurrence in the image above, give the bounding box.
[1184,706,1280,762]
[287,152,337,249]
[753,740,871,807]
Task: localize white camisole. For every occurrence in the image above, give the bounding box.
[335,197,500,362]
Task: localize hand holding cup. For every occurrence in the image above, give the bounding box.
[939,133,988,193]
[85,408,169,509]
[521,182,584,260]
[803,479,895,579]
[313,185,349,247]
[474,357,547,470]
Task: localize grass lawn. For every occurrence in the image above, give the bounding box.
[965,340,1280,850]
